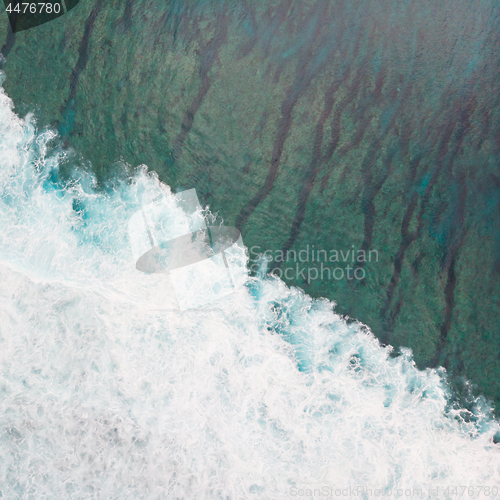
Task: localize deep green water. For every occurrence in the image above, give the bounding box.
[1,0,499,413]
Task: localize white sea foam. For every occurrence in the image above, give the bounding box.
[0,76,498,499]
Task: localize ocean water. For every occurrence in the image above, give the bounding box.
[0,75,499,499]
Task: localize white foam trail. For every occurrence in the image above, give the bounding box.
[0,75,498,499]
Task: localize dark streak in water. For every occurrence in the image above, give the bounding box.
[357,82,410,267]
[59,0,103,143]
[236,2,335,232]
[433,256,457,368]
[119,0,135,31]
[171,15,228,161]
[278,77,342,263]
[68,0,103,102]
[431,104,473,366]
[380,103,446,337]
[277,35,361,261]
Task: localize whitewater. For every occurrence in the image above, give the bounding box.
[0,73,498,499]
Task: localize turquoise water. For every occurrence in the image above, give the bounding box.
[0,77,499,498]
